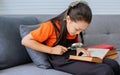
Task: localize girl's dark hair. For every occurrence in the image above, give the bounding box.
[50,1,92,47]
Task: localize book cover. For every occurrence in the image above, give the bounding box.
[106,53,118,59]
[86,44,114,50]
[69,55,103,63]
[105,49,117,56]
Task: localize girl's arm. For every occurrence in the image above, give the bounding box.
[21,33,67,55]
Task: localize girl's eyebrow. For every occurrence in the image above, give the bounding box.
[74,22,86,30]
[74,23,82,30]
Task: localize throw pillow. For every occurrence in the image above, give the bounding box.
[19,24,51,69]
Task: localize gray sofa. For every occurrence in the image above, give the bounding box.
[0,15,120,75]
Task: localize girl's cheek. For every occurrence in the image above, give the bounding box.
[68,27,76,35]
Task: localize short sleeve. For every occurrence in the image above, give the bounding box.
[30,21,53,43]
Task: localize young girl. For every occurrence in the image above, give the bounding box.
[22,1,120,75]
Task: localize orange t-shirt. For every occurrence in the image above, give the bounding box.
[30,21,77,47]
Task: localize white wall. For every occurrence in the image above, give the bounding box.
[0,0,120,15]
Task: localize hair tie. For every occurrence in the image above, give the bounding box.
[64,0,88,20]
[69,0,88,7]
[69,1,80,7]
[64,1,80,20]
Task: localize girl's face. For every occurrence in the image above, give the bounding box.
[66,16,89,36]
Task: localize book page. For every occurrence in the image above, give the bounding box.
[87,48,109,59]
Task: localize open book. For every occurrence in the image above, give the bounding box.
[86,44,118,59]
[69,48,110,63]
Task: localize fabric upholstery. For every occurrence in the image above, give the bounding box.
[0,16,39,69]
[19,24,51,69]
[83,15,120,51]
[0,63,71,75]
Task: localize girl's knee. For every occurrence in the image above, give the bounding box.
[104,58,119,70]
[100,64,114,75]
[111,60,119,67]
[77,64,114,75]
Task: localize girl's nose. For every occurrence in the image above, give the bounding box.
[76,31,81,35]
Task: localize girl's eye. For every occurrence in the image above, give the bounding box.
[75,28,82,31]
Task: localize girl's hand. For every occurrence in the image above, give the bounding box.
[51,45,68,55]
[76,48,90,56]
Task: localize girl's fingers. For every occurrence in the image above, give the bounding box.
[77,48,90,56]
[61,46,68,51]
[58,45,68,52]
[81,49,90,56]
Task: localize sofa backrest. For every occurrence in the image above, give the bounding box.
[83,15,120,50]
[0,16,39,69]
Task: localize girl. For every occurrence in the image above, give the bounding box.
[22,1,120,75]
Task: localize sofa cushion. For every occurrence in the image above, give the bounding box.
[19,24,51,69]
[1,63,71,75]
[0,16,39,70]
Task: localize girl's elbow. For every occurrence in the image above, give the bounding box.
[21,37,26,46]
[21,34,34,46]
[21,36,29,46]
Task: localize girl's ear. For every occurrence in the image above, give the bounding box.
[66,15,71,23]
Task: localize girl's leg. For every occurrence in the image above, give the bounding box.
[103,58,120,75]
[53,61,114,75]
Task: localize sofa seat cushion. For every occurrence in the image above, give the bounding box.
[1,63,72,75]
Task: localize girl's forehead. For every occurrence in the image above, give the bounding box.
[71,20,88,26]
